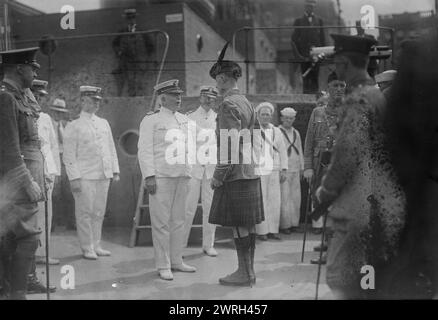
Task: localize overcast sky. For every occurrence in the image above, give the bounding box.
[19,0,436,23]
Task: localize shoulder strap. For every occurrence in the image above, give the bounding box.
[260,128,279,153]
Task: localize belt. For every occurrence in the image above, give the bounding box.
[21,141,42,149]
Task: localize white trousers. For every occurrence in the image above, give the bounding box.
[256,171,281,235]
[72,179,110,253]
[280,171,301,229]
[36,181,54,257]
[183,173,216,249]
[149,177,189,270]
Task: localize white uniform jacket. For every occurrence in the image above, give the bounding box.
[138,107,192,178]
[63,111,120,180]
[255,124,289,176]
[186,106,217,180]
[38,112,60,177]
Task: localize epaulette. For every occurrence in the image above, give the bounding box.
[145,110,159,116]
[185,109,196,115]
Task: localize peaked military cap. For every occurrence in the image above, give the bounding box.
[209,42,242,79]
[32,79,48,95]
[200,85,218,98]
[0,47,40,69]
[331,34,377,55]
[80,85,102,100]
[154,79,183,95]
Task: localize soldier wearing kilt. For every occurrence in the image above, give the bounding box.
[209,42,264,287]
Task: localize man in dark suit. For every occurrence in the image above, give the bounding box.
[291,0,326,94]
[0,47,44,300]
[112,8,155,96]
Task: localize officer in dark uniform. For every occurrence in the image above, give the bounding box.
[291,0,326,94]
[0,47,45,299]
[112,8,155,97]
[315,35,405,299]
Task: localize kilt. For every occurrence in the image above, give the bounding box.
[209,178,264,227]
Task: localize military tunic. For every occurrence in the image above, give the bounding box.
[318,75,406,297]
[304,104,339,227]
[0,80,44,239]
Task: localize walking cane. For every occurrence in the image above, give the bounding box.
[44,199,50,300]
[300,180,312,262]
[315,209,328,300]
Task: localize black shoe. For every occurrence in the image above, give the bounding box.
[280,229,291,235]
[313,244,328,252]
[27,276,56,294]
[257,235,268,241]
[310,257,327,265]
[268,233,281,240]
[312,228,323,235]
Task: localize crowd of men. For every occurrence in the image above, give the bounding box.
[0,6,437,299]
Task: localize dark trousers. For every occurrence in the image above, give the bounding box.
[53,160,75,229]
[301,62,320,94]
[0,233,38,300]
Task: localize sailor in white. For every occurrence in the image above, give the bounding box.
[63,86,120,260]
[183,86,218,257]
[254,102,289,241]
[138,79,197,281]
[278,107,304,233]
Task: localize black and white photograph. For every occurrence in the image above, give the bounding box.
[0,0,437,305]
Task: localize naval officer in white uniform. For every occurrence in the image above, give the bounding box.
[63,85,120,260]
[138,79,197,281]
[183,86,218,257]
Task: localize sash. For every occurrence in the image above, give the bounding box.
[279,127,299,157]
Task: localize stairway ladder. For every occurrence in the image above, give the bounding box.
[129,178,202,247]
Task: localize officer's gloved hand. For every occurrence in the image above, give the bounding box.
[145,176,157,195]
[303,169,314,184]
[25,181,42,202]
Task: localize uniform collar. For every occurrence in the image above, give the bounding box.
[197,105,212,116]
[347,73,375,93]
[280,124,293,132]
[223,88,240,98]
[80,110,96,119]
[261,122,273,130]
[160,106,177,115]
[2,78,25,94]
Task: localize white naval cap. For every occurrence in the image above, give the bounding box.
[375,70,397,84]
[154,79,183,95]
[200,85,218,98]
[255,102,275,114]
[80,85,102,100]
[31,79,49,95]
[280,107,297,117]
